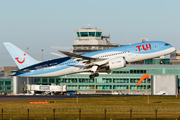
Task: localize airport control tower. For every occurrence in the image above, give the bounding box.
[73,26,120,54]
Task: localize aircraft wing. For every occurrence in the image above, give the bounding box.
[51,52,67,57]
[57,50,105,63]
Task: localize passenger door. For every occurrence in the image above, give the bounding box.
[154,43,159,51]
[127,48,136,61]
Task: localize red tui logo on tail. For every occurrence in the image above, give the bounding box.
[15,53,26,64]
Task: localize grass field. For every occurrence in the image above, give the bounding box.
[0,95,180,120]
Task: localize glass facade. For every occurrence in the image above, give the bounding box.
[89,32,95,37]
[77,32,102,37]
[34,65,180,92]
[0,79,13,92]
[96,32,102,37]
[144,59,170,64]
[76,32,80,37]
[80,32,88,37]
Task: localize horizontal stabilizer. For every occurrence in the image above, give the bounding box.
[57,50,104,63]
[11,70,30,73]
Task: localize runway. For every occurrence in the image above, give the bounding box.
[0,94,139,101]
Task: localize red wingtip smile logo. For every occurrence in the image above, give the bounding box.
[15,54,26,64]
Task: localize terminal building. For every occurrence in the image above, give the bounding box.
[0,27,179,95]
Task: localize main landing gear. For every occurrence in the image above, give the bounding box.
[89,73,99,79]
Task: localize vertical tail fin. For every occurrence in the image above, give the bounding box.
[3,42,40,69]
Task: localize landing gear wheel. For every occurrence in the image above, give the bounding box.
[89,72,99,78]
[89,74,95,79]
[94,73,99,77]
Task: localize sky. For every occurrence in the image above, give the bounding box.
[0,0,180,68]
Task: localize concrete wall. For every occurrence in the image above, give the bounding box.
[13,76,35,94]
[4,66,18,73]
[151,75,178,95]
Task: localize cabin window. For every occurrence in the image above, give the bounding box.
[165,43,170,46]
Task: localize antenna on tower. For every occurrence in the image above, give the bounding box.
[87,24,93,28]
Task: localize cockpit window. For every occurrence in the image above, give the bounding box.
[165,43,170,46]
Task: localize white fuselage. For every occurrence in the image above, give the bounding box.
[28,47,175,77]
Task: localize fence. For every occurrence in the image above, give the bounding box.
[1,106,180,120]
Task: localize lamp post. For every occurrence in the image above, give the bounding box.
[41,49,44,61]
[26,47,29,94]
[27,47,29,54]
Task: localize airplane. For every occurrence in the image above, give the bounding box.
[3,41,175,78]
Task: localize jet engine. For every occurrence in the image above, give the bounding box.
[108,56,126,70]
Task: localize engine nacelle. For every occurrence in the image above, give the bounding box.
[108,56,126,70]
